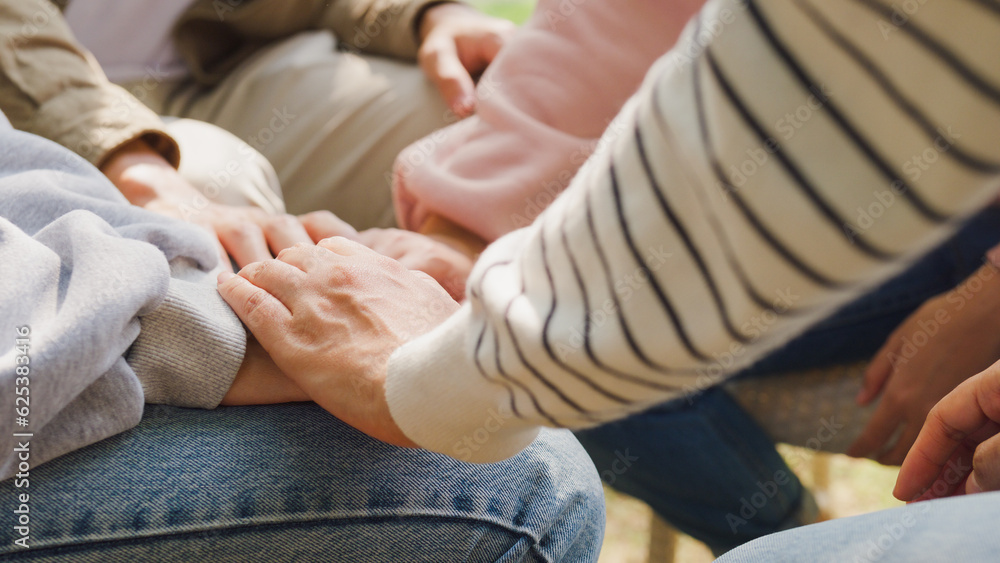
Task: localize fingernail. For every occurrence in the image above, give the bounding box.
[967,473,983,494]
[218,272,235,284]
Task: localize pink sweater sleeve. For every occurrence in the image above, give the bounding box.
[393,0,705,241]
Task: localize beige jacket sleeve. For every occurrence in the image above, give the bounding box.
[174,0,455,86]
[0,0,179,168]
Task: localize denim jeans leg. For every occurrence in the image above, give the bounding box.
[715,491,1000,563]
[0,403,605,563]
[576,388,805,554]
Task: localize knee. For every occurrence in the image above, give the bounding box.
[165,118,284,213]
[505,429,605,562]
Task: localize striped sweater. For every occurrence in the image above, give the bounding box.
[387,0,1000,463]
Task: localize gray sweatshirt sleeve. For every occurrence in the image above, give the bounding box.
[0,126,246,480]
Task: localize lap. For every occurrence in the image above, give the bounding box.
[0,403,604,562]
[715,492,1000,562]
[145,31,451,229]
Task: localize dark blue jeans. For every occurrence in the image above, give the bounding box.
[576,206,1000,553]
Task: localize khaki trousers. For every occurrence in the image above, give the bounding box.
[131,31,451,229]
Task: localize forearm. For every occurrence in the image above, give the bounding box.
[0,0,177,168]
[386,0,1000,462]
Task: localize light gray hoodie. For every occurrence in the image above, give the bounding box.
[0,123,245,481]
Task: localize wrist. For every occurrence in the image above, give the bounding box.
[100,138,202,209]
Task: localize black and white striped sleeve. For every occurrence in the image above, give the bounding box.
[386,0,1000,463]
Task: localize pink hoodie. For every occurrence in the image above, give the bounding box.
[393,0,706,242]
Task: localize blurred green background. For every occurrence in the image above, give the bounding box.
[469,0,536,24]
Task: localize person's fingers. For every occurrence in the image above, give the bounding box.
[475,30,508,64]
[411,270,441,287]
[217,271,292,344]
[847,400,904,459]
[317,236,377,258]
[216,221,272,268]
[894,368,1000,500]
[298,210,359,242]
[261,214,313,256]
[969,432,1000,494]
[909,423,1000,501]
[909,443,977,502]
[216,242,235,273]
[275,242,337,273]
[236,259,305,306]
[205,232,234,274]
[419,37,476,117]
[353,229,392,253]
[858,336,899,405]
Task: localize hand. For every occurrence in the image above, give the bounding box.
[297,211,477,301]
[417,3,517,117]
[894,359,1000,502]
[216,238,460,447]
[102,139,316,269]
[353,228,473,301]
[848,265,1000,464]
[220,334,310,405]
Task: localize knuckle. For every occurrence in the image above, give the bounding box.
[266,214,300,232]
[229,221,260,239]
[243,260,276,284]
[928,406,964,443]
[241,288,269,321]
[300,210,334,225]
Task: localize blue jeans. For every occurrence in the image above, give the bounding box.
[715,491,1000,562]
[576,206,1000,553]
[1,404,604,562]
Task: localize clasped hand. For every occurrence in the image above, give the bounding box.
[217,238,460,447]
